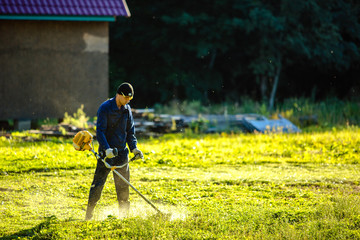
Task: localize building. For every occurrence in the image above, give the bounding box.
[0,0,130,129]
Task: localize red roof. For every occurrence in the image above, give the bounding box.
[0,0,130,17]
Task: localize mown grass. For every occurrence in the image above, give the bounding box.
[1,127,360,239]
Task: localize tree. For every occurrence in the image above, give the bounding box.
[109,0,360,108]
[232,0,360,110]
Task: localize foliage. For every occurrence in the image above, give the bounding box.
[62,104,90,129]
[153,98,360,129]
[1,128,360,239]
[110,0,360,108]
[274,98,360,128]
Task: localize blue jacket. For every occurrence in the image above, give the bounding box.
[96,97,137,154]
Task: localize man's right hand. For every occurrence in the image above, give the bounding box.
[132,148,144,160]
[105,148,115,158]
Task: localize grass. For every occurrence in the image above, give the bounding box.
[1,127,360,239]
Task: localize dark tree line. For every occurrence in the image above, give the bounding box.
[109,0,360,109]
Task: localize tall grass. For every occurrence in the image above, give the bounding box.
[153,98,360,128]
[276,98,360,128]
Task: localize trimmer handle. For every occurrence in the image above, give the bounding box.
[130,153,142,162]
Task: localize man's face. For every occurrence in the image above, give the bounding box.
[117,93,132,106]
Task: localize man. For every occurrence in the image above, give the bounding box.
[85,82,144,220]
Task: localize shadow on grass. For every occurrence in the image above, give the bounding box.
[2,216,58,240]
[1,166,94,175]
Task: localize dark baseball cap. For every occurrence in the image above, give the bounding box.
[117,82,134,98]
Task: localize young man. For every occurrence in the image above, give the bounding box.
[85,82,143,220]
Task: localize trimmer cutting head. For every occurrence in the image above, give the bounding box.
[156,211,172,220]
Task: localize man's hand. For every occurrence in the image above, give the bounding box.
[132,148,144,160]
[105,148,115,158]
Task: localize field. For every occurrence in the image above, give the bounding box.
[1,127,360,239]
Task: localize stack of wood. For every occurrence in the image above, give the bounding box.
[132,109,186,137]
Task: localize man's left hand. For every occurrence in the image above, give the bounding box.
[132,148,144,160]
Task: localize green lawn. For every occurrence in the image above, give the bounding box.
[1,128,360,239]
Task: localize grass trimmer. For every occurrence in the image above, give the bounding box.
[73,130,164,216]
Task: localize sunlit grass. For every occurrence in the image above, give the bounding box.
[1,127,360,239]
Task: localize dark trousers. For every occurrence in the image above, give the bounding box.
[85,155,130,220]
